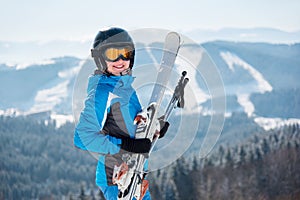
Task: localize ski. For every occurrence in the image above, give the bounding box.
[112,32,182,200]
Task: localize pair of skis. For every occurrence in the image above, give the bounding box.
[112,32,188,200]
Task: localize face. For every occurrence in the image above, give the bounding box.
[105,59,130,76]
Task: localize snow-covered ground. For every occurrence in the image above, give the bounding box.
[237,94,255,117]
[28,62,82,114]
[1,41,299,132]
[220,51,272,94]
[221,51,272,117]
[50,113,74,128]
[29,80,70,113]
[0,108,22,117]
[16,59,56,70]
[254,117,300,131]
[0,59,82,128]
[219,51,300,131]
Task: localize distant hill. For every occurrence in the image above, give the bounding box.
[1,34,300,199]
[1,41,299,125]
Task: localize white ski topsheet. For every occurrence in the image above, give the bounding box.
[148,32,181,107]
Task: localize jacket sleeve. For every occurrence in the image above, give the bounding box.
[73,74,121,154]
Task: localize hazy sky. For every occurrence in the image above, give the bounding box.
[1,0,299,41]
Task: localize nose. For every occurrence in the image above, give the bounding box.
[114,55,128,63]
[114,57,123,63]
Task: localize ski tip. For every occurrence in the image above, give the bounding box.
[167,31,180,36]
[166,32,181,42]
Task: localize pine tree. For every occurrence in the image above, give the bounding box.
[238,145,246,165]
[261,138,270,155]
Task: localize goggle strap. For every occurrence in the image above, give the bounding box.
[91,49,104,70]
[91,49,101,58]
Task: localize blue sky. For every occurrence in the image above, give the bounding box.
[1,0,300,41]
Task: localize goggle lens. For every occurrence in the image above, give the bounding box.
[103,47,132,62]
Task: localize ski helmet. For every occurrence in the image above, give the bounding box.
[91,27,135,74]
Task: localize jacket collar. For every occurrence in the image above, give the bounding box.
[100,74,134,88]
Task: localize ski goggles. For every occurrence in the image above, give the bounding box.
[102,46,133,62]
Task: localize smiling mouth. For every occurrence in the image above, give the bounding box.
[114,65,124,69]
[113,64,129,72]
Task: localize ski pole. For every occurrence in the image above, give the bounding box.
[164,70,189,121]
[150,71,189,150]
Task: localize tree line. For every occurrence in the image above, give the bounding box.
[0,115,299,199]
[0,116,98,199]
[149,124,300,200]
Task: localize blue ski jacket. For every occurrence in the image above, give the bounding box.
[74,73,142,186]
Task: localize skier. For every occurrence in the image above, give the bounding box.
[74,27,168,200]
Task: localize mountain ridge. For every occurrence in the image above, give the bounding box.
[0,40,299,131]
[1,27,299,65]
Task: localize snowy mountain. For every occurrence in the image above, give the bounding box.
[185,27,300,43]
[202,42,300,118]
[202,41,300,131]
[0,56,82,125]
[0,40,299,131]
[1,27,299,65]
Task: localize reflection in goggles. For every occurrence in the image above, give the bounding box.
[103,47,132,62]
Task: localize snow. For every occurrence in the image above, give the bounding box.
[219,51,300,131]
[220,51,272,93]
[27,61,82,114]
[16,59,55,70]
[220,51,273,117]
[0,59,84,128]
[28,81,69,113]
[0,108,21,116]
[50,113,74,128]
[254,117,300,131]
[58,62,82,78]
[237,94,255,117]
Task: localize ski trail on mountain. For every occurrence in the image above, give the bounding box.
[30,80,69,113]
[29,64,82,114]
[220,51,272,116]
[220,51,272,93]
[237,94,255,117]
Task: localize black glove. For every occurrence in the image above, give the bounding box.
[158,116,170,139]
[159,121,169,139]
[121,138,151,153]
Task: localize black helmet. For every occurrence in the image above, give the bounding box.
[91,27,135,74]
